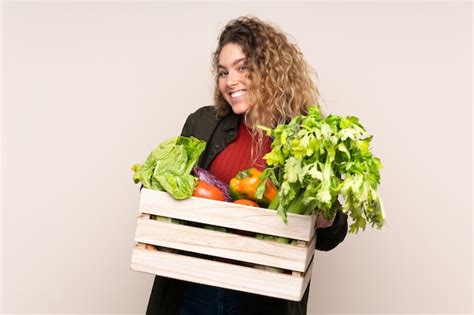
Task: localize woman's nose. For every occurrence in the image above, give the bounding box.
[226,71,238,86]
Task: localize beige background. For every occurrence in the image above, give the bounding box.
[1,1,472,314]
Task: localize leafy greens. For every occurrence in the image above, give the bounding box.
[132,136,206,200]
[258,106,385,233]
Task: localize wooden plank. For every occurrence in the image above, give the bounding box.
[131,247,313,301]
[139,189,316,241]
[301,258,313,298]
[305,235,317,270]
[135,218,315,272]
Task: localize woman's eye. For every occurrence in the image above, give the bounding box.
[239,65,248,72]
[218,71,228,77]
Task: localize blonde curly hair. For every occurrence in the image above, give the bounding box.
[212,16,320,159]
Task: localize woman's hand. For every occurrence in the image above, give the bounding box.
[315,211,336,229]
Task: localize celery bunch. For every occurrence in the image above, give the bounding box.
[258,106,385,233]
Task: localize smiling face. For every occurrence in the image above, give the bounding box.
[217,43,251,115]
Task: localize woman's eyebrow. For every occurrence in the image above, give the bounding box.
[218,58,246,69]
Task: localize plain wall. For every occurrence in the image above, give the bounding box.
[1,1,472,314]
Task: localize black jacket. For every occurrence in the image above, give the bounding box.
[146,106,348,315]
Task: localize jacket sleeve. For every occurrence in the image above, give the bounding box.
[315,210,348,251]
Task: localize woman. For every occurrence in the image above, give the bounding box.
[146,16,348,315]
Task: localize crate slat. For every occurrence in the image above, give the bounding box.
[135,218,316,272]
[139,189,316,241]
[131,246,314,301]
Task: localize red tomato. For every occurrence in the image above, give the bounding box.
[192,180,225,201]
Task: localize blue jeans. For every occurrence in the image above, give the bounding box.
[179,282,242,315]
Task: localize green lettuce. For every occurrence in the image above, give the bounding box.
[132,136,206,200]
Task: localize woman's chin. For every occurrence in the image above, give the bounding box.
[229,102,250,115]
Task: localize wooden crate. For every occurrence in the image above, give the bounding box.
[131,188,317,301]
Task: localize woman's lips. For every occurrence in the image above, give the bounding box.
[229,90,246,104]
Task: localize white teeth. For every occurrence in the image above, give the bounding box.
[230,90,245,98]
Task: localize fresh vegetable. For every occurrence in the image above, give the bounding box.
[255,233,291,244]
[192,166,231,201]
[150,215,181,224]
[254,264,285,273]
[258,105,385,233]
[233,199,259,207]
[132,136,206,200]
[229,168,277,207]
[192,180,225,201]
[202,224,227,232]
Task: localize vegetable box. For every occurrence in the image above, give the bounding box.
[130,188,317,301]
